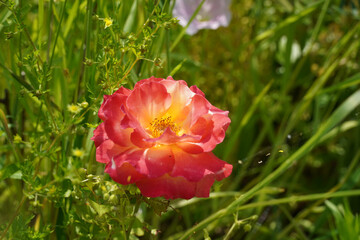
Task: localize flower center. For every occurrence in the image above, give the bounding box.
[149,116,180,138]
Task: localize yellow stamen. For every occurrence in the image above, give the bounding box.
[148,116,180,138]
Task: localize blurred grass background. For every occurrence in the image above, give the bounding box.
[0,0,360,239]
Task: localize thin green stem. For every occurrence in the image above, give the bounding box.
[48,0,67,68]
[224,213,241,240]
[125,199,141,240]
[47,0,54,62]
[116,57,139,88]
[237,190,360,212]
[0,109,21,162]
[170,0,206,52]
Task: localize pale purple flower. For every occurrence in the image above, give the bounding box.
[172,0,232,35]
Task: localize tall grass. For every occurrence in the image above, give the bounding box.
[0,0,360,239]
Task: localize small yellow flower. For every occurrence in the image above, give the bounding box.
[103,17,113,29]
[67,104,81,114]
[73,148,85,158]
[14,134,22,143]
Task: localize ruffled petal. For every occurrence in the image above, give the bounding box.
[105,162,145,185]
[111,149,149,176]
[104,119,133,147]
[136,174,216,199]
[134,76,164,87]
[130,129,155,148]
[99,88,129,121]
[181,94,211,130]
[95,139,126,164]
[106,147,175,178]
[171,148,232,182]
[190,85,205,97]
[184,101,231,152]
[144,146,175,178]
[113,86,131,96]
[145,127,200,145]
[161,79,194,123]
[189,115,213,141]
[176,142,204,154]
[127,81,172,126]
[200,112,231,151]
[91,123,108,147]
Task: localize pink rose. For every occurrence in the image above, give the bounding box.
[92,76,232,199]
[173,0,232,35]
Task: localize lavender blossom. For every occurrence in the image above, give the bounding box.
[172,0,232,35]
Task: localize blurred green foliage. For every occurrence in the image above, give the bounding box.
[0,0,360,239]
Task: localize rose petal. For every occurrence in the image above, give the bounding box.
[105,162,144,185]
[134,76,164,87]
[104,119,133,147]
[106,149,147,176]
[144,146,175,178]
[95,139,126,164]
[181,94,211,130]
[176,142,204,154]
[145,127,200,145]
[106,147,175,178]
[201,112,231,151]
[136,174,215,199]
[171,148,233,181]
[113,86,131,96]
[161,79,195,123]
[190,85,205,97]
[130,129,155,148]
[91,123,108,147]
[127,81,172,126]
[189,115,213,141]
[98,95,110,120]
[99,93,128,121]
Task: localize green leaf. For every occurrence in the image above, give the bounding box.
[0,163,19,181]
[169,59,186,77]
[123,0,138,33]
[87,199,111,217]
[320,73,360,94]
[170,0,206,51]
[326,201,360,240]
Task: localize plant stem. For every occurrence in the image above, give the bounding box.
[125,198,141,240]
[170,0,206,52]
